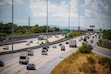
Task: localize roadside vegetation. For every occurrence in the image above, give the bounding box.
[97,30,111,48]
[51,43,111,74]
[102,30,111,40]
[65,31,85,38]
[0,22,61,37]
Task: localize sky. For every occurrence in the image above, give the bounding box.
[0,0,111,30]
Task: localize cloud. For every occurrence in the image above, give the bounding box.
[29,0,78,18]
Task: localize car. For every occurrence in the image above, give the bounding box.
[43,46,48,51]
[27,49,34,56]
[59,43,62,46]
[65,42,69,44]
[41,49,48,55]
[52,45,57,48]
[79,38,81,41]
[27,63,36,70]
[55,35,59,38]
[90,40,94,43]
[29,40,33,43]
[3,45,9,50]
[36,41,39,44]
[0,61,4,67]
[61,45,65,51]
[26,43,30,46]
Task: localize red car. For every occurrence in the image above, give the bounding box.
[61,45,65,51]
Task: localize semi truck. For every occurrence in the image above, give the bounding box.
[69,39,77,47]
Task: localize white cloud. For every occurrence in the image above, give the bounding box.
[30,0,78,18]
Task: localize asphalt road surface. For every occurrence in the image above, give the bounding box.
[0,36,83,74]
[0,35,64,52]
[0,34,111,74]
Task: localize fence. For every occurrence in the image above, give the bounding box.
[102,39,111,49]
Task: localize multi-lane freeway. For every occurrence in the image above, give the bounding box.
[0,35,64,52]
[0,34,111,74]
[0,36,83,74]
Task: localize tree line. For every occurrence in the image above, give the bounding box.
[0,22,61,36]
[102,30,111,40]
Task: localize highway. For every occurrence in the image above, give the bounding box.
[0,35,64,52]
[0,34,111,74]
[0,36,83,74]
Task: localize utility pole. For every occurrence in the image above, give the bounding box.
[12,0,14,52]
[28,16,30,31]
[46,0,48,37]
[78,11,80,31]
[46,0,48,43]
[85,16,86,31]
[68,5,70,33]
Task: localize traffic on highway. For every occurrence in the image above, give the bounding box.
[0,33,111,74]
[0,35,64,52]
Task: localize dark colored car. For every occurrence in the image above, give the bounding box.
[43,46,48,51]
[59,43,62,46]
[65,42,69,44]
[27,63,35,70]
[90,40,94,43]
[0,61,4,67]
[29,40,33,43]
[52,45,57,48]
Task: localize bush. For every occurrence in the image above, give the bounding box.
[79,43,93,53]
[97,39,102,47]
[40,42,44,45]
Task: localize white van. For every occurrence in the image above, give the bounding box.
[19,52,29,64]
[27,49,34,56]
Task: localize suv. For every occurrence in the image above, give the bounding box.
[19,52,29,64]
[27,49,34,56]
[61,45,65,51]
[41,48,48,55]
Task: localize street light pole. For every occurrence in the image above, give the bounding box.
[46,0,48,37]
[12,0,14,52]
[78,11,80,31]
[28,16,30,31]
[69,5,70,33]
[85,16,86,31]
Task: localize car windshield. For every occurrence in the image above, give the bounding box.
[28,64,34,66]
[20,56,26,59]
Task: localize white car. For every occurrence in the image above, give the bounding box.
[41,48,48,55]
[19,52,29,64]
[3,45,9,50]
[26,43,30,46]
